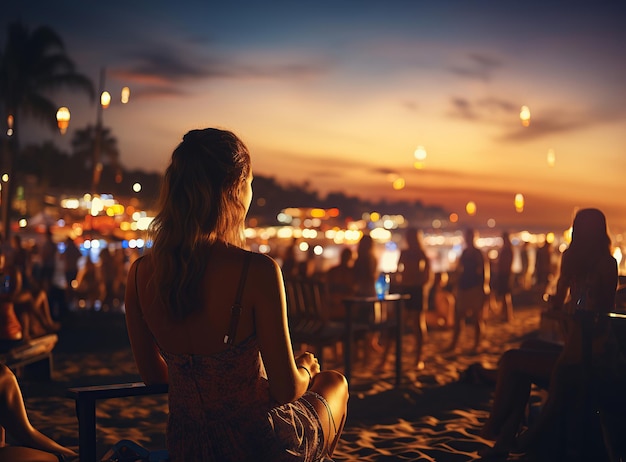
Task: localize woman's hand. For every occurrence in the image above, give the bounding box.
[295,351,320,381]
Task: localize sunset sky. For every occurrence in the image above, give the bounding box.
[4,1,626,234]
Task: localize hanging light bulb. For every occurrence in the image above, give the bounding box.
[121,86,130,104]
[6,114,14,137]
[392,178,405,190]
[101,91,111,109]
[514,193,524,213]
[520,105,531,127]
[465,201,477,216]
[56,107,71,134]
[414,145,427,161]
[413,145,427,169]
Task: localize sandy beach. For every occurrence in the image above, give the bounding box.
[16,289,546,461]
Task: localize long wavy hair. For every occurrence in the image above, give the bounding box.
[566,208,612,277]
[149,128,251,319]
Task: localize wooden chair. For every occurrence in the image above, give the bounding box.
[66,382,168,462]
[285,277,345,368]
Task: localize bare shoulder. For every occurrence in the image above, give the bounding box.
[131,254,154,280]
[245,251,282,282]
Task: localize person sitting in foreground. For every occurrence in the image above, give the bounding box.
[124,128,349,461]
[0,363,77,461]
[479,208,619,458]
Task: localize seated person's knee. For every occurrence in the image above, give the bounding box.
[313,370,349,397]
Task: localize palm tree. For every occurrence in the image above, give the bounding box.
[71,124,121,190]
[0,20,94,237]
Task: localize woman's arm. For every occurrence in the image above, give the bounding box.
[551,252,571,310]
[252,254,312,404]
[124,259,168,385]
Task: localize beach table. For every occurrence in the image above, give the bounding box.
[342,293,409,388]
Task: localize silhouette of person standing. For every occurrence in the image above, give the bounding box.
[396,227,431,369]
[493,231,514,322]
[447,228,489,352]
[517,241,530,290]
[352,234,382,361]
[534,239,553,292]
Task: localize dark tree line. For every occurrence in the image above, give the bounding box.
[13,139,446,229]
[16,139,161,205]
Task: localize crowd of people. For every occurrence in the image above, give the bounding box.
[278,221,560,368]
[0,126,623,461]
[1,230,134,324]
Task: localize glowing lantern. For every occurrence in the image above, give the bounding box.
[414,146,427,161]
[514,193,524,212]
[121,86,131,104]
[6,114,13,137]
[392,178,405,190]
[465,201,477,216]
[520,105,531,127]
[547,149,556,167]
[56,107,70,134]
[101,91,111,109]
[414,145,427,169]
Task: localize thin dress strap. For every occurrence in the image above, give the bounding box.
[224,252,252,345]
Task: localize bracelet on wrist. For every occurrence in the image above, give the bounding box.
[298,365,312,382]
